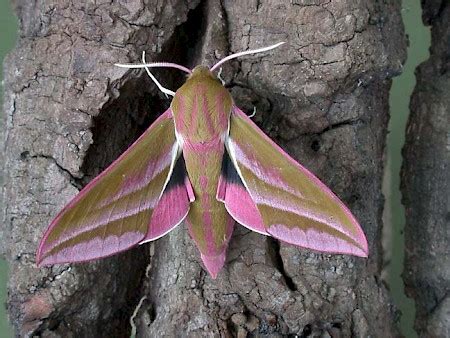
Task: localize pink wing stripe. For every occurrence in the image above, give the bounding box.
[231,107,368,249]
[241,181,358,241]
[39,232,144,265]
[268,224,367,257]
[41,197,158,254]
[100,143,175,208]
[37,110,175,265]
[231,142,307,201]
[143,181,192,242]
[220,180,267,235]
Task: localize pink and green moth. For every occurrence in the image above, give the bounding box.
[36,42,368,278]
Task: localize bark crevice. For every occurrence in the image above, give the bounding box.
[401,1,449,336]
[2,0,408,336]
[267,237,298,292]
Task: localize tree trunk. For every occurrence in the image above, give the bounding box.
[1,0,406,336]
[401,1,450,337]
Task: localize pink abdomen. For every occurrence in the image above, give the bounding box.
[182,140,234,257]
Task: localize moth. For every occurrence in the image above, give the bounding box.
[37,43,368,278]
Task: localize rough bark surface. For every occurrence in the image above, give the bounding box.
[401,1,450,337]
[1,0,406,336]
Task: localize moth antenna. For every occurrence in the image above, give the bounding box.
[142,51,175,98]
[248,106,257,118]
[217,67,225,85]
[210,41,285,72]
[115,61,192,74]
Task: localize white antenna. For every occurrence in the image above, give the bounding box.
[115,61,192,74]
[141,51,175,97]
[114,42,285,96]
[210,42,285,72]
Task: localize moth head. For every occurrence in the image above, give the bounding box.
[189,65,219,82]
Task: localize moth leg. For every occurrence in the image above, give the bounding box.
[142,51,175,98]
[248,106,256,118]
[217,67,226,85]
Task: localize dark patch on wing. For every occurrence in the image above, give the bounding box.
[164,155,188,192]
[221,150,245,186]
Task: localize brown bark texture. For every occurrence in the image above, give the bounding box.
[401,0,450,337]
[1,0,406,336]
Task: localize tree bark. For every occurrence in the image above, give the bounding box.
[1,0,406,336]
[401,1,450,337]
